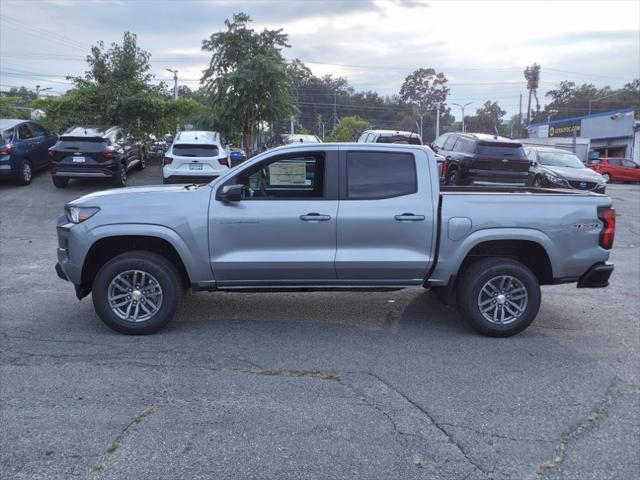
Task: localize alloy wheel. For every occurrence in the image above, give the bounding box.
[477,275,528,325]
[107,270,163,322]
[23,162,32,183]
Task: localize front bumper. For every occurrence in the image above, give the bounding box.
[577,262,614,288]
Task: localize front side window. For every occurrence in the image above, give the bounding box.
[433,134,449,150]
[17,124,34,140]
[346,151,417,200]
[236,153,325,199]
[443,135,458,151]
[608,159,622,166]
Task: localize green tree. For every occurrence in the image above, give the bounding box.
[399,68,449,112]
[33,32,202,137]
[201,13,295,153]
[464,101,506,135]
[327,115,367,142]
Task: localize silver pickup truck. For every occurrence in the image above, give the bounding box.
[55,143,615,337]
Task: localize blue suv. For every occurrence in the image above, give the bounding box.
[0,119,58,185]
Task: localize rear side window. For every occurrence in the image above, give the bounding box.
[476,143,526,159]
[173,144,220,157]
[346,151,417,200]
[1,128,14,144]
[455,138,476,154]
[28,123,46,137]
[17,124,34,140]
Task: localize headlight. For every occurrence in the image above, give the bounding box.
[65,206,100,223]
[543,171,569,186]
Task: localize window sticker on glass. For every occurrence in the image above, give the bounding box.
[269,162,307,186]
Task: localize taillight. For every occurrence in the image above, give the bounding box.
[163,156,173,166]
[598,206,616,249]
[103,148,116,159]
[441,161,448,177]
[218,156,229,167]
[48,147,56,157]
[0,145,12,155]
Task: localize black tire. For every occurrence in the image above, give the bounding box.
[456,257,541,337]
[601,172,611,183]
[136,150,146,170]
[162,176,171,184]
[16,159,33,186]
[447,168,460,186]
[532,176,544,188]
[92,251,184,335]
[52,176,69,188]
[113,162,127,187]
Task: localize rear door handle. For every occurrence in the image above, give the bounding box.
[394,213,425,221]
[300,213,331,221]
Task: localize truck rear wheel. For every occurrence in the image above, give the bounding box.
[457,257,540,337]
[92,251,184,335]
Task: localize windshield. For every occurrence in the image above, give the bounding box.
[538,151,585,169]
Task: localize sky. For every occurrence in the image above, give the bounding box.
[1,0,639,120]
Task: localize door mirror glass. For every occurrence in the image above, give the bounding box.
[218,184,243,202]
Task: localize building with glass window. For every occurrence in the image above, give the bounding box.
[527,107,637,162]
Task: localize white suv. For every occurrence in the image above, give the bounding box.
[162,131,229,184]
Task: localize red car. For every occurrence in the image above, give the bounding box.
[587,157,640,183]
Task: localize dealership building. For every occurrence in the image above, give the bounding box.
[527,107,638,162]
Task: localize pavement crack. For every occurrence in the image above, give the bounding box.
[357,371,489,477]
[532,378,629,479]
[87,396,168,479]
[229,367,340,381]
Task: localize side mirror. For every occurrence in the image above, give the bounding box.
[217,184,243,203]
[431,144,438,152]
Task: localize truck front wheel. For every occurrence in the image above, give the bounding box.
[457,257,541,337]
[92,251,184,335]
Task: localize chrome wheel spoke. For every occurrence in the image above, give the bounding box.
[478,275,528,326]
[108,270,163,323]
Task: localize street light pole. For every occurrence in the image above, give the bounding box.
[435,103,441,138]
[452,102,472,132]
[165,69,178,100]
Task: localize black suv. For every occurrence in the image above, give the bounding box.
[431,132,529,186]
[49,126,146,188]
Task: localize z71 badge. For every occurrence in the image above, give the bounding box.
[573,223,600,230]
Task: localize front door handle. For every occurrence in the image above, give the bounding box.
[394,213,425,221]
[300,213,331,221]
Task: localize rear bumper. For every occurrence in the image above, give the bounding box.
[577,262,614,288]
[164,175,219,184]
[51,161,118,178]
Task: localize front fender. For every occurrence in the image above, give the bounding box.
[82,223,210,284]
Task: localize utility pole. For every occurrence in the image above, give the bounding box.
[452,102,472,132]
[166,69,178,100]
[290,116,294,135]
[518,93,523,137]
[435,103,441,138]
[333,89,338,130]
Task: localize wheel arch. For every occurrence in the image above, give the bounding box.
[79,227,204,297]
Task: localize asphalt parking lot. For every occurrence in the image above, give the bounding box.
[1,164,638,480]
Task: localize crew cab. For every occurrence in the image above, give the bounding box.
[55,143,615,337]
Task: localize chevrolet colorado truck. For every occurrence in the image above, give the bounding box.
[55,143,615,337]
